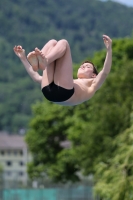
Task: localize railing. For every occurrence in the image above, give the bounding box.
[1,185,95,200]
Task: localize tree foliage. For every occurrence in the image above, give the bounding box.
[25,101,80,182]
[94,111,133,200]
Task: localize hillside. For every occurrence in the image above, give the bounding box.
[0,0,133,132]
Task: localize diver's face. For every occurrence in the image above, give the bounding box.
[77,63,96,78]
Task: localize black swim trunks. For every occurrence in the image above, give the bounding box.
[42,82,74,102]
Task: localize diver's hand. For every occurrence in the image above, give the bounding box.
[103,35,112,51]
[13,45,26,59]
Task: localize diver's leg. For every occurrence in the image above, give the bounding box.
[53,40,73,89]
[35,39,73,89]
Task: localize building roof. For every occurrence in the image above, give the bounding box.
[0,132,27,149]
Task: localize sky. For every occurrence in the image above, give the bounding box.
[113,0,133,7]
[102,0,133,7]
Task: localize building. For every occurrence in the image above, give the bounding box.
[0,132,31,187]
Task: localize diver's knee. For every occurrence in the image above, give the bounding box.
[59,39,70,49]
[48,39,57,46]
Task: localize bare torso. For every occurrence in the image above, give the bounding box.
[54,78,95,106]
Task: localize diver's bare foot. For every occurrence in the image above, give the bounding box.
[35,47,48,70]
[27,51,38,71]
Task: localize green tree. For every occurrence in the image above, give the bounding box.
[94,111,133,200]
[25,101,80,182]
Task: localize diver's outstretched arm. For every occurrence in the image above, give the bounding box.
[102,35,112,74]
[91,35,112,91]
[13,45,42,84]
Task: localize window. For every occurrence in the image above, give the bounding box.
[14,150,18,156]
[1,150,5,155]
[19,161,24,166]
[19,150,23,156]
[7,150,11,155]
[6,161,12,166]
[6,171,12,176]
[19,171,24,176]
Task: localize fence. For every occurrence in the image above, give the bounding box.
[2,185,95,200]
